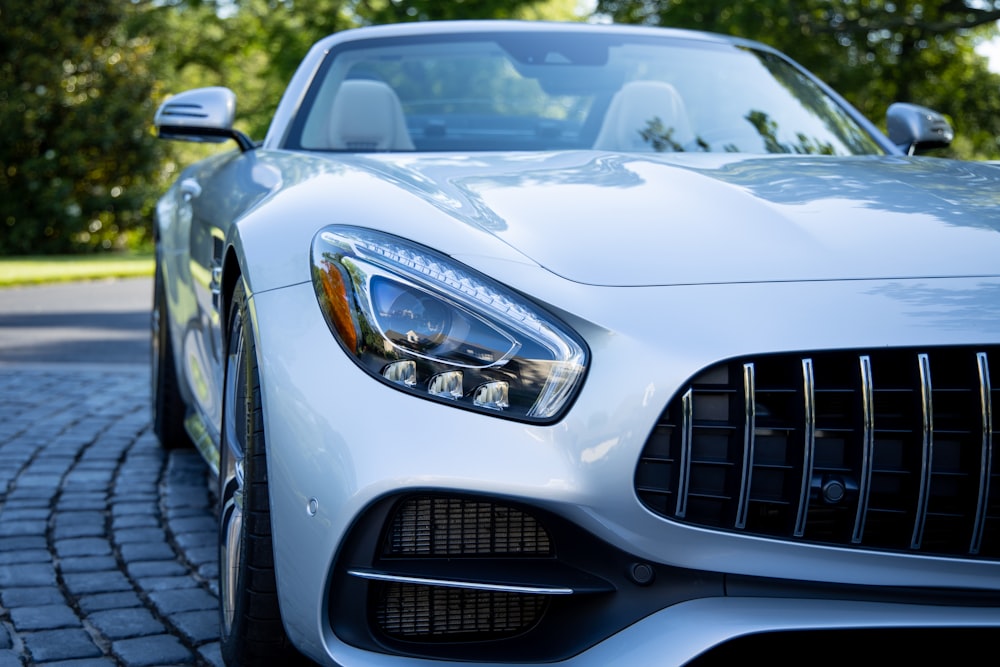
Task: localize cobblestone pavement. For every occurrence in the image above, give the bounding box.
[0,364,223,666]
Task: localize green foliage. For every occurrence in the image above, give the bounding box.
[148,0,580,141]
[596,0,1000,159]
[2,0,586,255]
[0,253,154,287]
[358,0,581,23]
[142,0,356,141]
[5,0,998,256]
[0,0,164,255]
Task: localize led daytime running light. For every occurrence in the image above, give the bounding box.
[312,227,588,423]
[320,230,558,346]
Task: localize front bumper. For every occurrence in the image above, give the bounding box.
[249,275,1000,665]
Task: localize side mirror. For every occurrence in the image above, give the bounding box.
[886,103,954,156]
[154,87,254,152]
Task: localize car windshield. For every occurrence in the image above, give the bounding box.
[289,31,885,156]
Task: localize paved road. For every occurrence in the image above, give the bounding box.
[0,279,152,365]
[0,279,224,666]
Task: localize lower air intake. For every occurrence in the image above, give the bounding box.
[384,496,552,557]
[375,582,548,641]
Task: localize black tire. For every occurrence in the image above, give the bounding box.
[219,280,303,666]
[152,262,193,450]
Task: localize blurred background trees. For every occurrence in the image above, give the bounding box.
[1,1,163,254]
[2,0,999,255]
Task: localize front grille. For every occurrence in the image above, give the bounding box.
[636,347,999,559]
[374,582,548,641]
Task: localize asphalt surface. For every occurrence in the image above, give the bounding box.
[0,278,225,666]
[0,280,152,365]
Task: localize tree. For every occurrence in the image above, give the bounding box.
[149,0,581,141]
[596,0,1000,159]
[0,0,164,254]
[0,0,588,255]
[356,0,581,23]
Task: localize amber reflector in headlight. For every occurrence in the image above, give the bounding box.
[311,226,588,423]
[375,583,548,641]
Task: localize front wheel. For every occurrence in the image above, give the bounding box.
[219,280,302,666]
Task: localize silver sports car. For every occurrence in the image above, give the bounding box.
[152,20,1000,667]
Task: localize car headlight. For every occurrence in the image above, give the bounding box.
[311,226,588,423]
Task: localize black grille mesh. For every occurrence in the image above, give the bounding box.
[374,583,548,641]
[384,496,552,557]
[369,496,553,643]
[636,347,999,559]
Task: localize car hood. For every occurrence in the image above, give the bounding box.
[339,152,1000,287]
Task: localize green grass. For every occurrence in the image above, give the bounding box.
[0,254,155,287]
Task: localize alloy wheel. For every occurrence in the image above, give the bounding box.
[220,314,247,636]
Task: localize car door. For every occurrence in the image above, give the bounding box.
[178,166,228,442]
[179,150,281,445]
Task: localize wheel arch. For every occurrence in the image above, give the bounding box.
[220,245,243,354]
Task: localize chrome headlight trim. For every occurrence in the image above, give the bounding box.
[311,226,588,423]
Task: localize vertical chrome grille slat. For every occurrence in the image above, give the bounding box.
[674,389,694,519]
[852,355,875,545]
[794,358,816,537]
[735,363,756,530]
[911,353,934,550]
[971,352,993,555]
[634,346,999,561]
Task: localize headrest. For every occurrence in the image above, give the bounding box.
[593,81,694,152]
[327,80,415,151]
